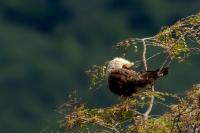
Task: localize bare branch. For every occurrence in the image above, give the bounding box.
[141,39,155,120]
[144,86,155,120]
[142,39,148,71]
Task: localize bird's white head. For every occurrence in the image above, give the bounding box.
[106,57,134,76]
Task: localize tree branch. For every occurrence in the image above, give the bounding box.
[142,39,148,71]
[144,86,155,120]
[142,39,155,120]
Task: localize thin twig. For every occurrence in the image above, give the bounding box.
[147,52,162,61]
[134,52,163,68]
[135,110,144,116]
[81,118,120,133]
[158,54,170,74]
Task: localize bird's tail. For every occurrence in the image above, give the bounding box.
[145,67,169,79]
[156,67,168,77]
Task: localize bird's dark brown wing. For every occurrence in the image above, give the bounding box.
[108,69,147,97]
[108,68,168,97]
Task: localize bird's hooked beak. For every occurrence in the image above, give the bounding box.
[122,63,134,69]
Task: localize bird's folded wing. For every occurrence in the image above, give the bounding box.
[110,69,146,83]
[113,68,157,85]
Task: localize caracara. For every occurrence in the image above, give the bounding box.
[106,57,168,97]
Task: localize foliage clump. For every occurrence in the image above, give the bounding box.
[58,86,199,133]
[163,85,200,133]
[115,12,200,62]
[85,65,106,90]
[56,12,200,133]
[156,12,200,59]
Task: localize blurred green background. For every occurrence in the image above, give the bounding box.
[0,0,200,133]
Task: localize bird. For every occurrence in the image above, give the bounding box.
[106,57,168,97]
